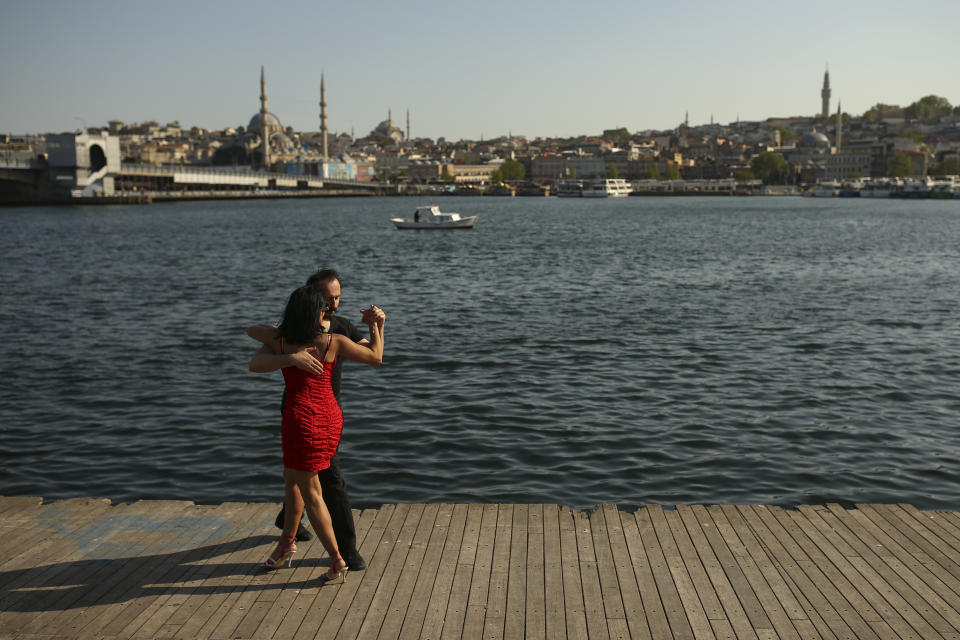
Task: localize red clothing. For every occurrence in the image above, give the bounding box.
[280,337,343,472]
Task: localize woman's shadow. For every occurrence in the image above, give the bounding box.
[0,505,335,615]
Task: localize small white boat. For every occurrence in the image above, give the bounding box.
[392,205,477,230]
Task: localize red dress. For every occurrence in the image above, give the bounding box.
[280,336,343,472]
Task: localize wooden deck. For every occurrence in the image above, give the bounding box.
[2,498,960,639]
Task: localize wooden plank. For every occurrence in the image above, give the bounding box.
[649,505,714,640]
[262,506,377,640]
[170,503,299,640]
[415,503,470,640]
[376,503,441,640]
[791,505,914,639]
[397,503,457,640]
[0,498,118,639]
[221,505,321,640]
[324,503,415,640]
[740,505,858,640]
[637,506,694,640]
[524,504,546,640]
[878,504,960,580]
[353,503,427,638]
[268,509,379,640]
[622,506,671,640]
[481,503,514,640]
[717,505,806,636]
[71,501,260,638]
[152,502,279,640]
[0,497,113,594]
[504,504,528,640]
[851,505,960,631]
[291,504,397,640]
[542,503,566,640]
[135,502,274,640]
[574,507,609,640]
[820,504,945,638]
[559,505,589,640]
[11,500,195,638]
[676,505,758,640]
[688,505,773,637]
[590,505,628,640]
[457,503,498,640]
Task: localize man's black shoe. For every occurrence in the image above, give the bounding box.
[295,527,313,542]
[276,508,313,541]
[344,553,366,571]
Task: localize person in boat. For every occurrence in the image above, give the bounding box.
[248,285,384,579]
[414,210,420,222]
[247,269,383,572]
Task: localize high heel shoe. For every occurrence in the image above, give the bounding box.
[321,550,348,584]
[264,535,297,570]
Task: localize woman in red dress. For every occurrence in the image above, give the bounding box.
[249,285,384,582]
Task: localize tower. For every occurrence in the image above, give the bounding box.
[319,73,328,158]
[836,101,842,151]
[260,65,271,169]
[821,68,831,118]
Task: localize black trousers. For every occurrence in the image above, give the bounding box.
[280,450,359,558]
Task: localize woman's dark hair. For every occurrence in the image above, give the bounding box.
[276,285,327,345]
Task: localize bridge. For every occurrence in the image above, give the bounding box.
[0,160,395,204]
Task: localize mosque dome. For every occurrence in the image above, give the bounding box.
[248,111,282,131]
[798,129,830,149]
[370,116,404,143]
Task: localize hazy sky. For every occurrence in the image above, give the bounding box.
[2,0,958,140]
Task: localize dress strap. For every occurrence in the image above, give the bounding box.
[321,333,333,360]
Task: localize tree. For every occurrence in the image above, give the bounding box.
[499,159,525,181]
[440,166,453,182]
[647,165,661,180]
[750,151,789,184]
[734,169,755,183]
[665,164,681,180]
[606,163,619,179]
[905,95,953,121]
[889,153,914,178]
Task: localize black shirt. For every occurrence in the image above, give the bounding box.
[327,314,365,402]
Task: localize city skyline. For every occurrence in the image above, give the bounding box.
[2,0,959,140]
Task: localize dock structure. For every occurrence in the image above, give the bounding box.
[2,498,960,639]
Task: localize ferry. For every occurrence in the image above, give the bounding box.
[554,180,583,197]
[581,179,633,198]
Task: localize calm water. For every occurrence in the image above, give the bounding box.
[2,195,959,510]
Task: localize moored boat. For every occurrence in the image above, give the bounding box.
[581,178,633,198]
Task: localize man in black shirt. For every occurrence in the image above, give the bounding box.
[248,269,380,571]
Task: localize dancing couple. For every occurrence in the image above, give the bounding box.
[248,270,384,583]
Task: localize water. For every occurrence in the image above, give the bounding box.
[2,195,959,510]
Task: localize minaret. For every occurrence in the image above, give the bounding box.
[836,101,842,151]
[821,67,831,118]
[319,73,328,158]
[406,109,410,141]
[260,65,271,169]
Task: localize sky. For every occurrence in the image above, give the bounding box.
[2,0,959,141]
